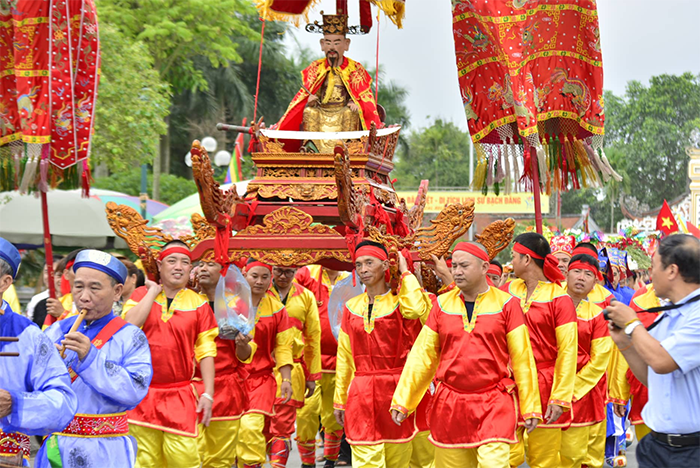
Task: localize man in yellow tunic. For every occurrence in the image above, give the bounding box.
[295,265,351,467]
[236,261,295,468]
[505,233,578,468]
[334,240,432,467]
[560,252,613,468]
[4,283,20,314]
[195,260,254,468]
[391,242,541,468]
[268,265,322,468]
[122,241,218,468]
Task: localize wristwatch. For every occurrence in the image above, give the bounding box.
[624,320,643,338]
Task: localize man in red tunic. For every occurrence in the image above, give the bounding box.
[294,265,351,466]
[236,260,295,468]
[333,240,432,466]
[267,265,322,468]
[391,242,541,467]
[505,233,578,468]
[572,242,614,309]
[195,260,254,468]
[560,252,613,468]
[123,240,218,468]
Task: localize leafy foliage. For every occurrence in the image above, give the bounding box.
[168,17,304,179]
[393,119,472,189]
[604,73,700,207]
[98,0,259,93]
[91,25,171,172]
[92,167,196,206]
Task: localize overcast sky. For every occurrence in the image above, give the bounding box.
[285,0,700,132]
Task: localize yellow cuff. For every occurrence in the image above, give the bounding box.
[194,327,219,362]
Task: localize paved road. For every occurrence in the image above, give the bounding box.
[281,433,639,468]
[31,432,639,467]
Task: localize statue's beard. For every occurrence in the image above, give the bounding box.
[326,51,340,67]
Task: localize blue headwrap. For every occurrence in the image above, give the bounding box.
[0,237,21,279]
[597,247,609,274]
[73,250,127,284]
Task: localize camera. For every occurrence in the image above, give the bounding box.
[603,308,621,329]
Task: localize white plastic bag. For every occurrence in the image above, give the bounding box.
[327,273,365,340]
[214,265,255,339]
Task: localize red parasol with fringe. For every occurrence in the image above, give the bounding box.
[451,0,620,234]
[0,0,100,299]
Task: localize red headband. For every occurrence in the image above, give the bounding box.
[513,242,565,286]
[572,247,598,259]
[65,259,75,271]
[355,245,388,262]
[569,260,603,281]
[453,242,489,262]
[159,246,192,261]
[245,261,272,272]
[487,264,502,277]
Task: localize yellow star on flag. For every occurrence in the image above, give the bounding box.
[661,217,674,230]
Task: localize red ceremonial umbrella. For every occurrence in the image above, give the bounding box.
[451,0,620,233]
[0,0,100,298]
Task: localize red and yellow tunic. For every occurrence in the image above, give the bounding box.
[333,273,432,445]
[242,295,295,416]
[589,283,614,309]
[562,282,614,309]
[123,286,218,437]
[505,279,578,428]
[193,295,251,422]
[392,286,542,448]
[276,56,381,134]
[295,266,351,372]
[570,300,612,427]
[608,284,660,425]
[270,283,322,408]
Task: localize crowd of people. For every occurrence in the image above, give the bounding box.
[0,231,698,468]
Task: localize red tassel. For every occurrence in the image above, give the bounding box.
[244,196,259,227]
[401,247,414,274]
[393,209,410,238]
[81,160,91,198]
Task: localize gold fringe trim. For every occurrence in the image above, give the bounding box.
[472,143,488,191]
[370,0,405,29]
[255,0,322,27]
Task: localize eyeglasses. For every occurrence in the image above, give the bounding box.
[274,269,297,277]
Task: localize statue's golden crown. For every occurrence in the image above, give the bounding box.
[316,11,348,35]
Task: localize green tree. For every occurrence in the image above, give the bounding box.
[93,167,196,206]
[92,26,171,173]
[98,0,258,92]
[167,17,303,179]
[604,73,700,207]
[393,119,472,189]
[98,0,260,196]
[365,66,411,129]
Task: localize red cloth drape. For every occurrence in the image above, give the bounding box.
[0,0,100,185]
[453,0,604,144]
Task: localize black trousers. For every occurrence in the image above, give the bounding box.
[637,433,700,468]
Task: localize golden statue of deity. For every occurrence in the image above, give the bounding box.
[276,12,382,153]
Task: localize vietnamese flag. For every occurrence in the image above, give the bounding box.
[656,200,680,236]
[687,221,700,239]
